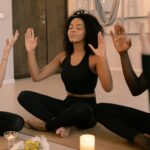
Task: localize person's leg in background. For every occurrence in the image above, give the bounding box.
[0,111,24,135]
[94,103,150,150]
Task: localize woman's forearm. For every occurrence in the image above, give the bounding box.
[0,50,9,88]
[27,50,41,81]
[120,52,146,95]
[142,55,150,90]
[97,57,113,92]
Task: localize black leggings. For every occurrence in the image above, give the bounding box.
[0,111,24,135]
[18,91,97,130]
[18,91,150,143]
[94,103,150,142]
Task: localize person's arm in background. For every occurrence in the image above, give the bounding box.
[140,12,150,92]
[0,30,19,88]
[110,24,147,96]
[142,54,150,102]
[142,51,150,92]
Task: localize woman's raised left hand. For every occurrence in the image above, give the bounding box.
[88,32,106,58]
[3,30,19,53]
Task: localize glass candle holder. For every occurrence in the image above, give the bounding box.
[80,134,95,150]
[4,131,18,149]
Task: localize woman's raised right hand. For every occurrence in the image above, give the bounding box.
[25,28,37,52]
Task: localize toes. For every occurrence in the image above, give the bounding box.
[56,127,70,138]
[56,129,61,135]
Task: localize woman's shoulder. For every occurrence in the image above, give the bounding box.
[89,54,103,72]
[89,54,97,64]
[88,54,97,71]
[89,54,103,64]
[56,51,67,63]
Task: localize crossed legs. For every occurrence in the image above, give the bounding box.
[18,91,96,137]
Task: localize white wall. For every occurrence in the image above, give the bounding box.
[0,0,14,83]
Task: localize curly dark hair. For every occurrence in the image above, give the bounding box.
[64,9,104,56]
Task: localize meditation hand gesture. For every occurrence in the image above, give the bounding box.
[88,32,106,58]
[110,23,131,54]
[25,28,37,52]
[4,30,19,53]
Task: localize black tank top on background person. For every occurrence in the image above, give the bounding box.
[61,54,98,95]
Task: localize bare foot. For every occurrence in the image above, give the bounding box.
[25,118,46,131]
[56,127,71,138]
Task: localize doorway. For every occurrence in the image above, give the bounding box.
[12,0,68,78]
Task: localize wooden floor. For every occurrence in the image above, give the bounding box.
[0,137,7,150]
[0,124,142,150]
[19,124,141,150]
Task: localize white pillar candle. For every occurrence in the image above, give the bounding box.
[80,134,95,150]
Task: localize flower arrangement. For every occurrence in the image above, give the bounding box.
[11,136,49,150]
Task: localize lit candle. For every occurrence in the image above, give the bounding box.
[4,131,17,148]
[4,131,17,140]
[80,134,95,150]
[6,134,16,140]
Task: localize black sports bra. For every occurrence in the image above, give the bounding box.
[61,54,98,95]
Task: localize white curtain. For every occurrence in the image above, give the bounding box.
[94,0,120,26]
[75,0,120,26]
